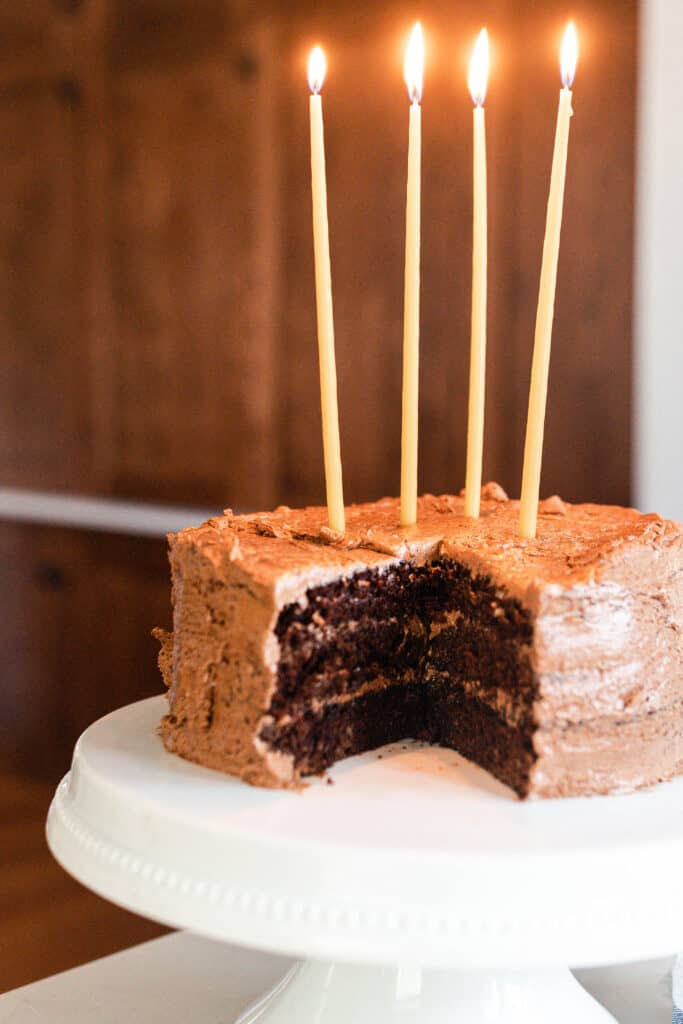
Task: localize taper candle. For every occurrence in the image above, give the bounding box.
[400,23,424,527]
[464,28,489,519]
[308,46,345,535]
[519,23,578,539]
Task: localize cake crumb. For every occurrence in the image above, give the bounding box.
[539,494,567,516]
[319,525,346,544]
[481,481,509,502]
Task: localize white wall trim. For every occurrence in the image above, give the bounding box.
[0,488,216,538]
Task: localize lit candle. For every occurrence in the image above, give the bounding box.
[519,23,578,539]
[464,28,489,519]
[308,46,345,535]
[400,23,424,527]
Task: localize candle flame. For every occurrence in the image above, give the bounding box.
[560,22,578,89]
[308,45,327,94]
[404,22,424,103]
[468,28,489,107]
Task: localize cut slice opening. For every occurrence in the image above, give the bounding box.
[259,560,536,795]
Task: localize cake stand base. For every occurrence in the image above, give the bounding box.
[236,961,615,1023]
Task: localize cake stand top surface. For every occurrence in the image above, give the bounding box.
[47,696,683,969]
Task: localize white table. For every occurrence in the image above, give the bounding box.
[0,933,673,1023]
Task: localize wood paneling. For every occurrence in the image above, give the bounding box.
[104,65,274,503]
[0,3,65,81]
[278,0,636,506]
[0,78,84,490]
[0,1,639,978]
[101,8,281,506]
[0,773,167,993]
[0,521,169,780]
[504,0,636,503]
[0,0,636,509]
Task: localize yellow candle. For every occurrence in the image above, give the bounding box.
[400,23,424,528]
[308,46,345,535]
[464,29,489,519]
[519,23,578,539]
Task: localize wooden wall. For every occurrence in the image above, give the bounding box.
[0,0,637,777]
[0,521,170,778]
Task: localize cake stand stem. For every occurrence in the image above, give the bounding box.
[235,959,616,1023]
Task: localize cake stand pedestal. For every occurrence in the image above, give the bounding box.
[47,697,683,1023]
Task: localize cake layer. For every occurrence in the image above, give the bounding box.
[158,485,683,797]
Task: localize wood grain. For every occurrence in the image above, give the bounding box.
[0,78,85,491]
[0,772,167,994]
[502,0,636,505]
[0,0,636,509]
[0,521,170,780]
[101,13,281,506]
[0,1,638,980]
[276,0,636,506]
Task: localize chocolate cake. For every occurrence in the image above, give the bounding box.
[155,484,683,798]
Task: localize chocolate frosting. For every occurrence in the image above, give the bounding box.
[159,485,683,797]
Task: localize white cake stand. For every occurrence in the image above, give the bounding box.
[47,697,683,1023]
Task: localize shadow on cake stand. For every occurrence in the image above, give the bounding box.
[47,697,683,1023]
